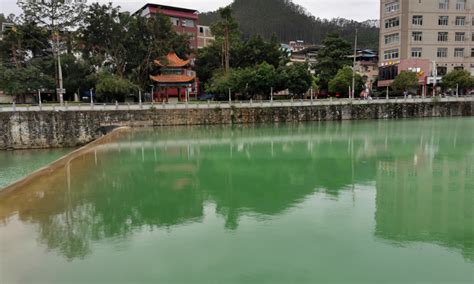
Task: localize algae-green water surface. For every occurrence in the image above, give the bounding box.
[0,118,473,283]
[0,148,72,189]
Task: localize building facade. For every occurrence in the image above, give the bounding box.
[379,0,473,89]
[197,25,215,48]
[135,3,213,50]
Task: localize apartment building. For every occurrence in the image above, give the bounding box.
[379,0,473,90]
[135,3,213,50]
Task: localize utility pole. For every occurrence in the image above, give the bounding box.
[351,29,358,100]
[432,61,437,97]
[56,32,64,106]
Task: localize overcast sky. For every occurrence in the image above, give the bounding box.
[1,0,379,21]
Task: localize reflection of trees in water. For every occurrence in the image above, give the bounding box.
[37,204,94,261]
[1,118,472,260]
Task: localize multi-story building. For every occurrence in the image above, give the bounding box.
[135,3,213,50]
[378,0,473,92]
[353,49,379,90]
[197,25,215,48]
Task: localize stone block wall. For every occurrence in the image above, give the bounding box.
[0,101,472,150]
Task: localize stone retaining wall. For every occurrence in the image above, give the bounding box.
[0,101,472,149]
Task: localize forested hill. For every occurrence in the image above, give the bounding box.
[199,0,379,49]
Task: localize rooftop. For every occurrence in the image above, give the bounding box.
[136,3,198,14]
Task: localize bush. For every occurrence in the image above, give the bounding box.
[95,73,136,102]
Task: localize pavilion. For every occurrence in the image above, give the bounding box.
[150,52,197,102]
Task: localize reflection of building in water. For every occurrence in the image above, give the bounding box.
[375,150,474,261]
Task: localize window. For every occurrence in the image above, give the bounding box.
[439,0,449,9]
[199,27,204,34]
[170,17,179,26]
[471,48,474,57]
[385,1,400,13]
[456,0,466,10]
[454,48,464,57]
[472,32,474,41]
[437,66,447,76]
[384,33,400,44]
[439,16,449,25]
[437,48,448,57]
[379,65,398,81]
[384,49,399,60]
[412,15,423,25]
[438,32,449,41]
[182,19,195,27]
[454,66,464,71]
[385,17,400,29]
[455,17,466,26]
[455,32,465,41]
[412,32,423,41]
[411,48,422,58]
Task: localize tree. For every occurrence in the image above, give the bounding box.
[95,73,136,102]
[78,3,190,89]
[18,0,87,103]
[329,66,364,96]
[195,44,223,88]
[211,7,240,73]
[199,0,379,49]
[315,34,352,90]
[232,34,284,69]
[0,62,54,99]
[391,71,419,93]
[285,63,313,97]
[61,54,92,100]
[207,62,279,99]
[442,70,474,94]
[195,34,285,88]
[0,21,50,69]
[126,13,191,89]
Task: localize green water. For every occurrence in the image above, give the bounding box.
[0,118,473,283]
[0,148,73,189]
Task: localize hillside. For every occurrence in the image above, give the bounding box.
[200,0,379,49]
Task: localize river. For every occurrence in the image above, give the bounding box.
[0,118,472,283]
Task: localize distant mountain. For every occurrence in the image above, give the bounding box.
[200,0,379,49]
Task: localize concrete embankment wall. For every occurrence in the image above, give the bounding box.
[0,101,472,150]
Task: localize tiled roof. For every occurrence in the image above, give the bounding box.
[154,52,190,68]
[150,74,195,83]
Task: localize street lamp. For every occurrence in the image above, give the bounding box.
[138,88,142,106]
[38,89,42,108]
[150,85,155,103]
[90,88,94,106]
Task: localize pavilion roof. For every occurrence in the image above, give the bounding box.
[154,52,190,68]
[150,74,195,84]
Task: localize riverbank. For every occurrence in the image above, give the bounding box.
[0,98,472,150]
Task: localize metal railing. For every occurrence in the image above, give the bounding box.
[1,96,473,112]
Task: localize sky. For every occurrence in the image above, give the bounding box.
[1,0,379,22]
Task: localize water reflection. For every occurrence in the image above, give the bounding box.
[0,119,472,261]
